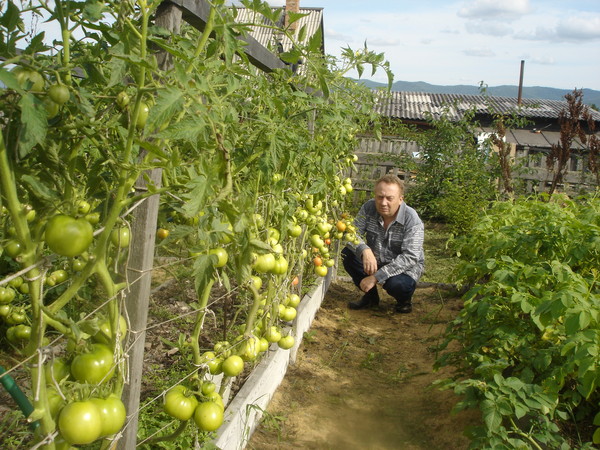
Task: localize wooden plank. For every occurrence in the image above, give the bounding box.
[118,168,162,449]
[168,0,287,72]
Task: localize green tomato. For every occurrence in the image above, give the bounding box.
[201,381,216,396]
[194,401,224,432]
[89,395,126,437]
[77,200,91,215]
[45,358,71,384]
[0,286,16,304]
[58,400,102,445]
[110,227,130,248]
[46,387,65,418]
[45,215,94,257]
[259,337,269,352]
[116,91,130,110]
[264,326,282,344]
[7,276,23,288]
[249,275,262,290]
[252,253,275,273]
[70,343,115,384]
[238,336,260,362]
[267,227,280,243]
[278,335,295,350]
[205,391,224,411]
[164,385,198,421]
[288,223,302,238]
[94,315,128,344]
[280,306,297,322]
[4,240,23,258]
[136,103,149,129]
[13,324,32,340]
[0,305,11,318]
[201,351,223,375]
[287,294,301,308]
[48,83,70,105]
[44,98,60,118]
[309,234,324,248]
[51,269,68,284]
[221,355,244,377]
[209,247,228,268]
[12,66,45,91]
[271,255,288,275]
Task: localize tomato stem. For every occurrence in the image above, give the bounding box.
[191,277,216,365]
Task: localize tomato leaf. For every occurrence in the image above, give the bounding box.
[147,87,184,133]
[0,1,21,33]
[20,175,60,203]
[82,1,106,22]
[18,94,47,158]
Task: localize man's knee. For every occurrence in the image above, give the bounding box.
[383,274,416,298]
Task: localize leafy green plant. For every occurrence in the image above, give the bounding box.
[409,108,496,233]
[436,196,600,448]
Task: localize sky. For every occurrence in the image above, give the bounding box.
[267,0,600,91]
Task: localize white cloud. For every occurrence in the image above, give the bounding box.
[324,28,354,43]
[517,15,600,42]
[556,16,600,41]
[368,37,401,46]
[529,55,555,65]
[463,47,496,57]
[458,0,532,21]
[465,21,513,36]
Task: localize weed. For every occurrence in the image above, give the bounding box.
[360,351,384,370]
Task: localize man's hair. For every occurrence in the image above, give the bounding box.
[375,174,404,196]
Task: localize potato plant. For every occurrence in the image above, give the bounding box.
[0,0,390,448]
[435,194,600,449]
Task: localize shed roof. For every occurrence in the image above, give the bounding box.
[233,7,324,56]
[374,91,600,123]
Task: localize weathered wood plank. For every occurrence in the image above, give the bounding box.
[168,0,287,72]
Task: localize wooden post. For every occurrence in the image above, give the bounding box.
[118,3,180,448]
[118,169,162,449]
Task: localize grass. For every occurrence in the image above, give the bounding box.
[421,222,461,284]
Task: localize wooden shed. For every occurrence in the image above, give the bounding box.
[352,90,600,194]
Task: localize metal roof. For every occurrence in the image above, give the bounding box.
[233,7,324,55]
[374,91,600,123]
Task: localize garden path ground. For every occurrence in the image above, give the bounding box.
[247,280,480,450]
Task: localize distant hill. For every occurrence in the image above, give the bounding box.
[353,79,600,108]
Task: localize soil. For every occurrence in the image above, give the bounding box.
[246,279,481,450]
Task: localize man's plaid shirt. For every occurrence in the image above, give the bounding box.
[346,199,425,283]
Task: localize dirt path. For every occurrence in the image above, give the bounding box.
[247,280,480,449]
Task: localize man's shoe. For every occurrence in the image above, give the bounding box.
[348,294,380,310]
[395,303,412,314]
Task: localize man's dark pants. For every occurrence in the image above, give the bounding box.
[341,247,416,307]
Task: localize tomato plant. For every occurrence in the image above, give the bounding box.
[0,0,390,447]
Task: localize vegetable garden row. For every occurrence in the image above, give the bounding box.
[2,1,600,449]
[0,0,392,448]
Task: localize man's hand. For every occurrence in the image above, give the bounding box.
[360,275,377,293]
[361,248,377,275]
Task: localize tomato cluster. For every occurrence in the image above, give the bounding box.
[163,384,225,432]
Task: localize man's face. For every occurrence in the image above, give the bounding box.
[374,182,403,220]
